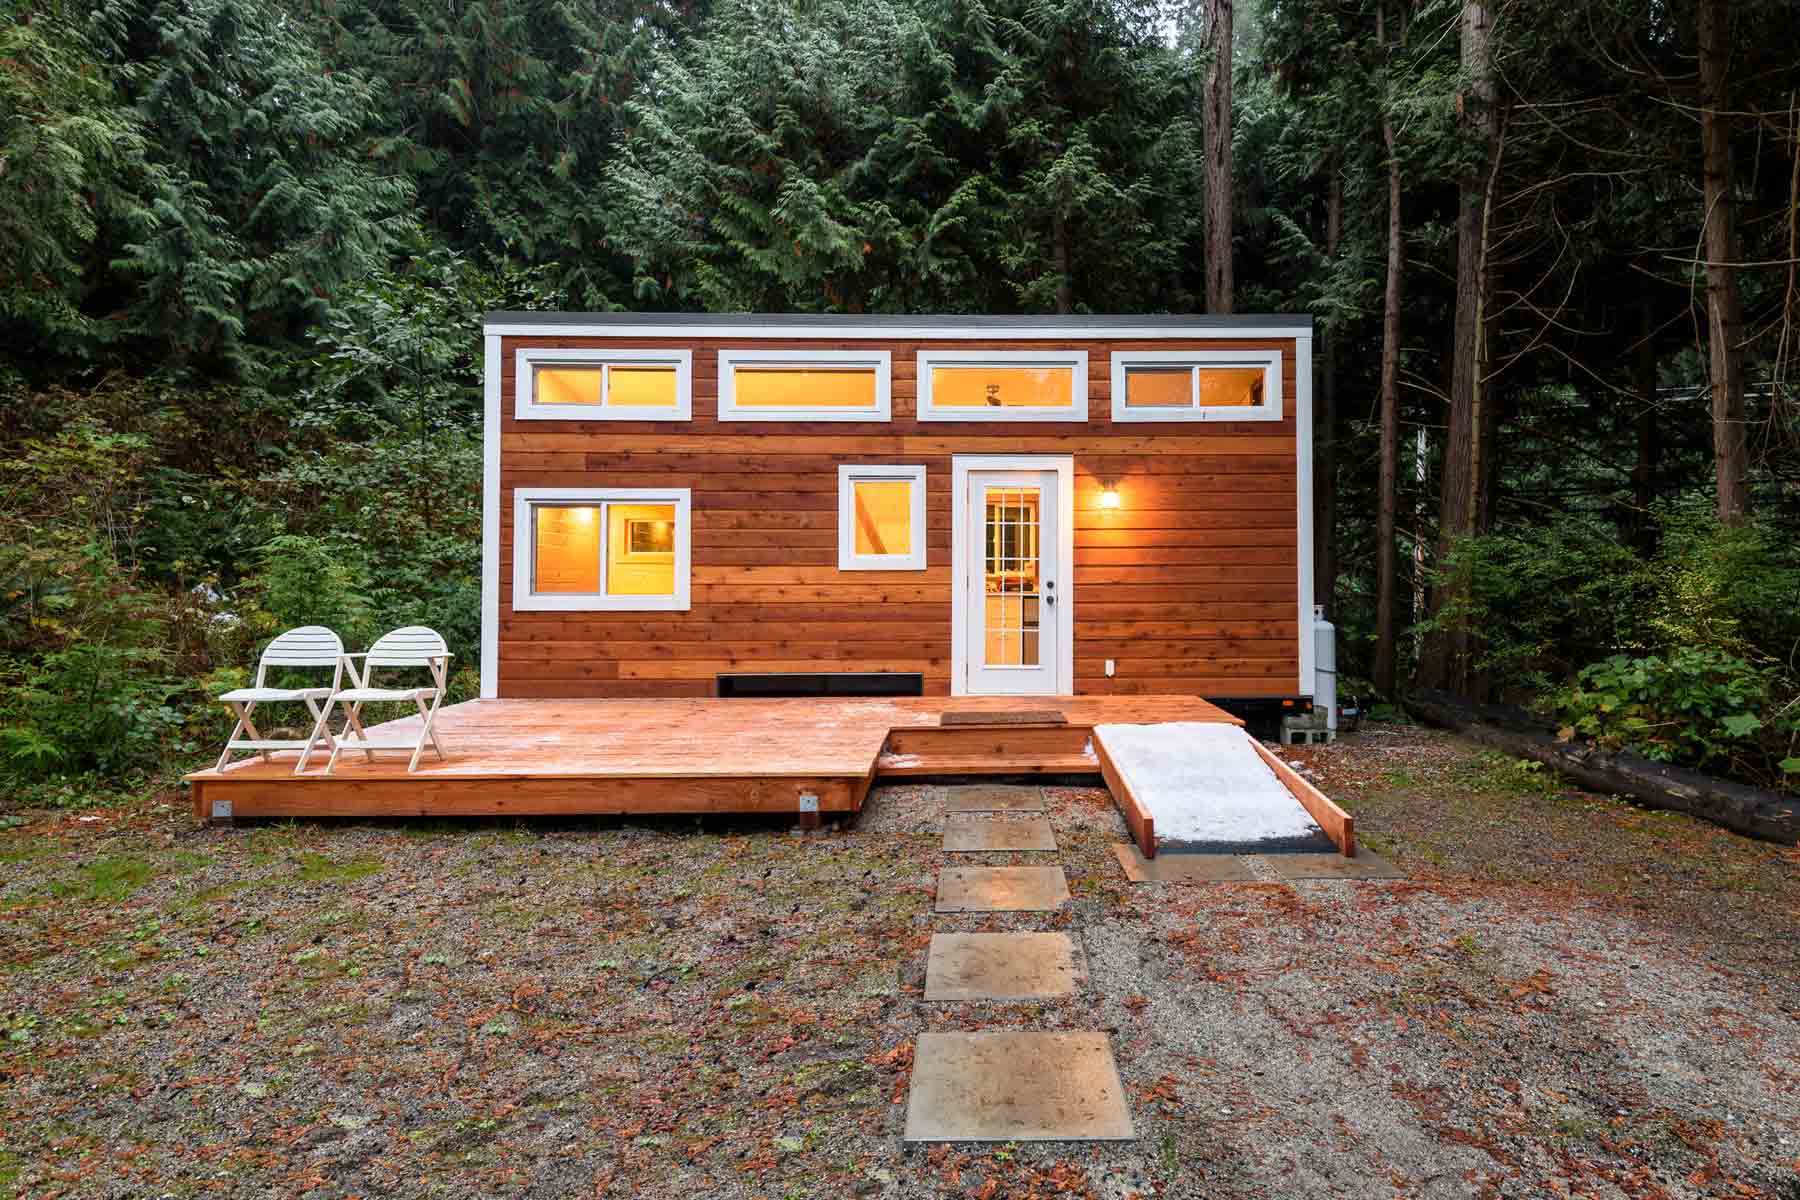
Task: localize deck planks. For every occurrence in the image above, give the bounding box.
[185,694,1238,820]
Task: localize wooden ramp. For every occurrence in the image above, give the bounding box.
[1093,722,1355,858]
[184,694,1238,822]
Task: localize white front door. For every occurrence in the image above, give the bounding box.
[953,457,1073,695]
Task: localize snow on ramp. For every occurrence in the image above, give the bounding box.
[1094,722,1334,854]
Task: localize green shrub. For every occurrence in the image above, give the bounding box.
[1557,649,1798,789]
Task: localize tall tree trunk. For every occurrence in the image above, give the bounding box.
[1699,0,1748,524]
[1419,0,1495,694]
[1373,1,1403,698]
[1314,156,1342,618]
[1203,0,1234,314]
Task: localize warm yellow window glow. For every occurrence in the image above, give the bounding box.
[606,503,677,596]
[930,365,1073,409]
[535,366,603,407]
[733,367,878,409]
[1197,367,1264,408]
[532,363,678,409]
[533,506,601,592]
[1123,366,1194,408]
[607,365,678,408]
[983,488,1042,667]
[852,480,913,557]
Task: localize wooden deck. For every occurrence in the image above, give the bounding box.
[184,695,1239,821]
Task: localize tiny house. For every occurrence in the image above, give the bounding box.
[478,313,1317,709]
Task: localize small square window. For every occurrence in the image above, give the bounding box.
[838,465,927,571]
[515,348,692,420]
[1110,350,1282,422]
[513,488,691,611]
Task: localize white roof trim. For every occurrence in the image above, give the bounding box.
[483,321,1308,341]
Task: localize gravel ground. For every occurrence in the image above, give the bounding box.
[1,723,1797,1198]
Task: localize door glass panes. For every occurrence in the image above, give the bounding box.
[982,487,1042,667]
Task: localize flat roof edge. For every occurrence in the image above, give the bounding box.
[482,311,1313,332]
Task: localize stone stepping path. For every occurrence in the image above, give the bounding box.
[903,1032,1135,1143]
[935,865,1069,913]
[943,783,1046,813]
[903,791,1135,1144]
[924,932,1080,1002]
[941,812,1058,852]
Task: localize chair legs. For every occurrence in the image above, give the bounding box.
[293,698,334,776]
[407,694,448,773]
[215,701,271,771]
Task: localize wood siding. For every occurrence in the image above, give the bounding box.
[495,335,1302,698]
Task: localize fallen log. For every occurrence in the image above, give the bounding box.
[1403,688,1799,846]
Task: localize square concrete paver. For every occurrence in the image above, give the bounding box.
[1110,843,1256,883]
[942,812,1058,852]
[936,866,1070,913]
[924,932,1080,1001]
[1265,850,1406,880]
[944,784,1045,813]
[904,1031,1135,1142]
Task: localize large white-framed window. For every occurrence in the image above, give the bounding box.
[514,347,693,420]
[1109,349,1283,422]
[915,349,1089,423]
[511,487,691,611]
[837,465,927,571]
[717,349,892,422]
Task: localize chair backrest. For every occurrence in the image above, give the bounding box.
[365,626,450,668]
[258,626,345,671]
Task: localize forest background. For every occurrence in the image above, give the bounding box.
[1,0,1796,802]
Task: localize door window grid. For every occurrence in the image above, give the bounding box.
[983,487,1042,667]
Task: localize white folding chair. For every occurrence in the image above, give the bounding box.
[214,626,346,775]
[323,626,452,774]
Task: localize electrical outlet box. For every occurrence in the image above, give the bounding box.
[1104,659,1115,677]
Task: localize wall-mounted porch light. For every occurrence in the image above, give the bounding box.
[1098,480,1122,510]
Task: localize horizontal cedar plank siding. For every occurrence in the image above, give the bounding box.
[496,334,1301,698]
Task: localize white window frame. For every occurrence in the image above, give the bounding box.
[915,349,1089,423]
[1109,349,1283,422]
[837,465,928,572]
[717,349,892,422]
[514,347,692,421]
[511,486,691,612]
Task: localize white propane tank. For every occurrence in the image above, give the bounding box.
[1313,604,1338,732]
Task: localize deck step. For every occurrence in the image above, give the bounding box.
[876,752,1098,777]
[903,1032,1134,1143]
